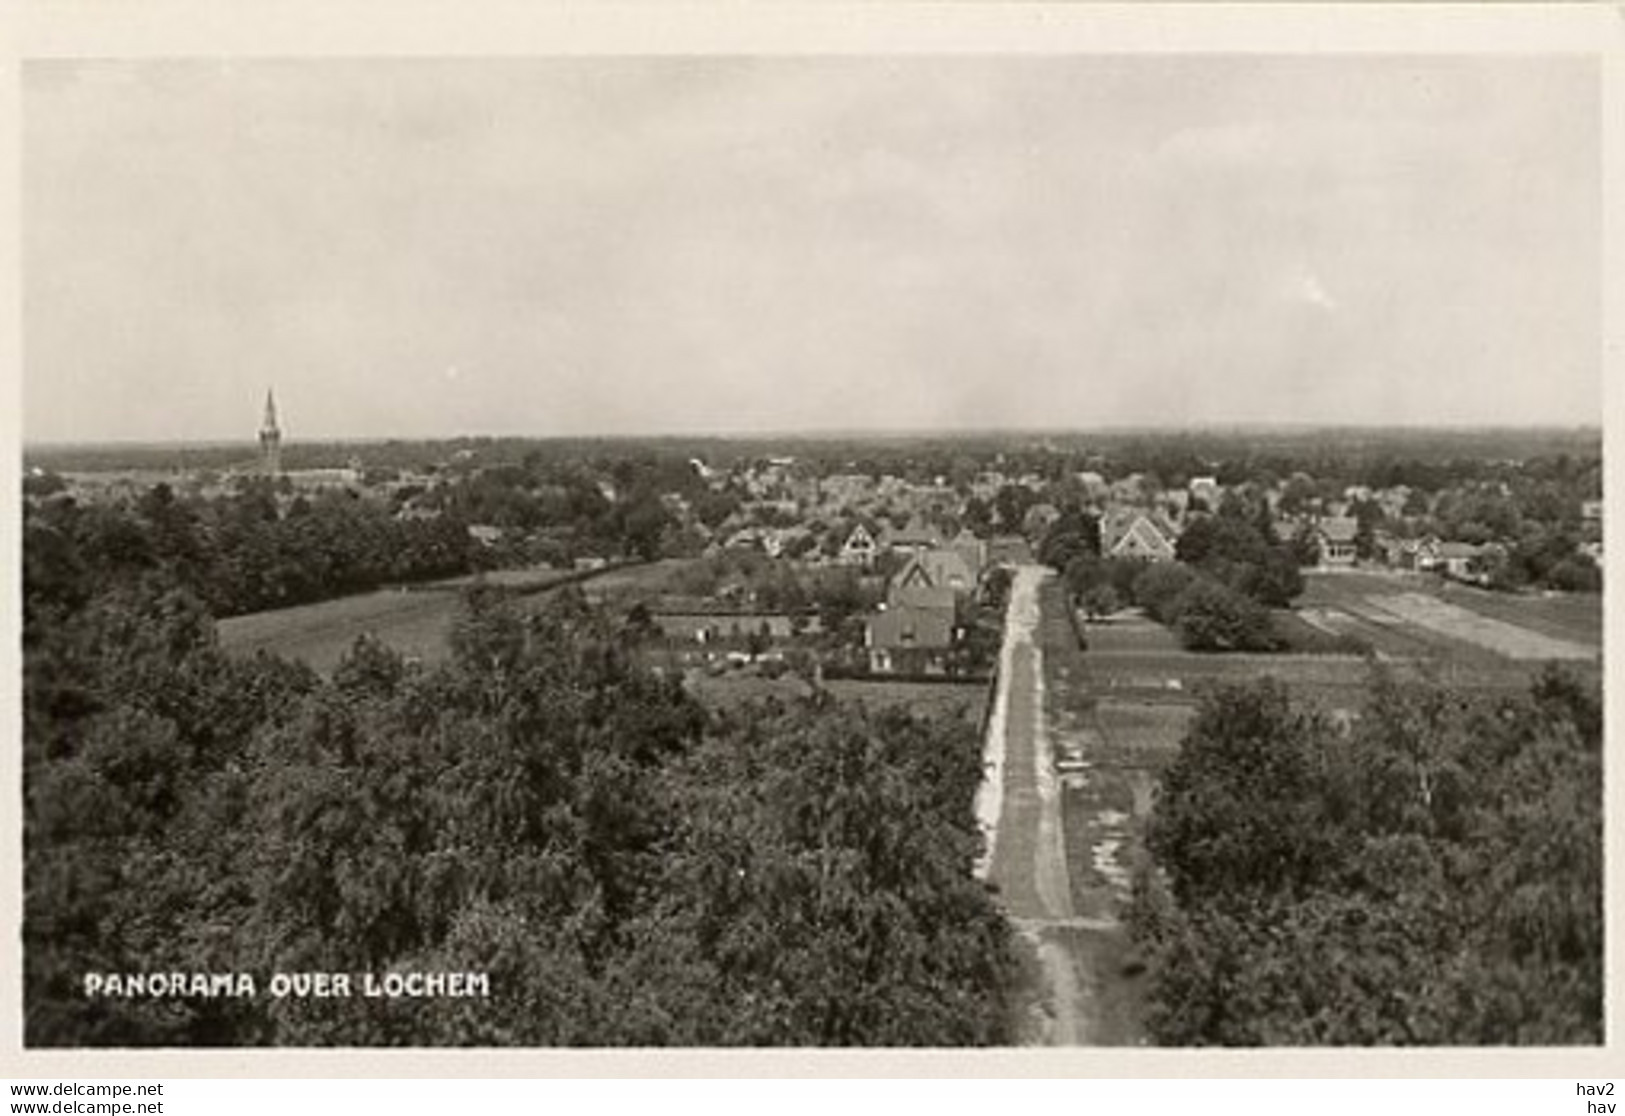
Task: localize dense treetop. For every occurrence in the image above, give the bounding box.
[1131,667,1602,1045]
[24,567,1017,1045]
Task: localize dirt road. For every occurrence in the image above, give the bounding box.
[979,564,1089,1044]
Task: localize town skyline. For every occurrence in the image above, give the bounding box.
[20,409,1606,451]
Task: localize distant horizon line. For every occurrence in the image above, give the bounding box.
[22,419,1605,452]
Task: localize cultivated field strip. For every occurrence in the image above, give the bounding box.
[1364,591,1596,661]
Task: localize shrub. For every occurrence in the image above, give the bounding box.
[1172,579,1278,652]
[1132,562,1199,624]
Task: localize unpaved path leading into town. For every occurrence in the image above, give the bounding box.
[980,565,1088,1044]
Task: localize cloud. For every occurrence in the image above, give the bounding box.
[1294,270,1337,312]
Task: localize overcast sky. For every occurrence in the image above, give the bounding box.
[23,55,1599,443]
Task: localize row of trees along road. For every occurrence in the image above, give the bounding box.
[1130,668,1602,1044]
[24,567,1019,1045]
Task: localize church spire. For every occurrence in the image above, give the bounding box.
[258,388,283,475]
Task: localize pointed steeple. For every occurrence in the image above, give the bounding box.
[258,388,283,475]
[261,388,279,435]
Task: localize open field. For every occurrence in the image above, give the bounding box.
[1093,700,1197,766]
[1299,568,1601,662]
[1366,591,1594,661]
[576,558,695,602]
[218,561,682,672]
[1081,614,1182,655]
[1080,570,1600,706]
[1432,579,1603,644]
[1082,614,1395,706]
[433,565,588,591]
[217,587,461,673]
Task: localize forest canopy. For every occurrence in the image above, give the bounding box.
[24,577,1018,1046]
[1130,668,1603,1045]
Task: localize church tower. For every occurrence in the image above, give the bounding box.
[258,389,283,475]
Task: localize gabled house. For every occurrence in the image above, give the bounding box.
[865,589,956,675]
[1314,517,1359,568]
[892,548,978,597]
[1373,530,1423,570]
[1102,512,1177,563]
[839,523,879,567]
[1421,540,1501,584]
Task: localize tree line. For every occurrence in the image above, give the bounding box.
[25,482,482,622]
